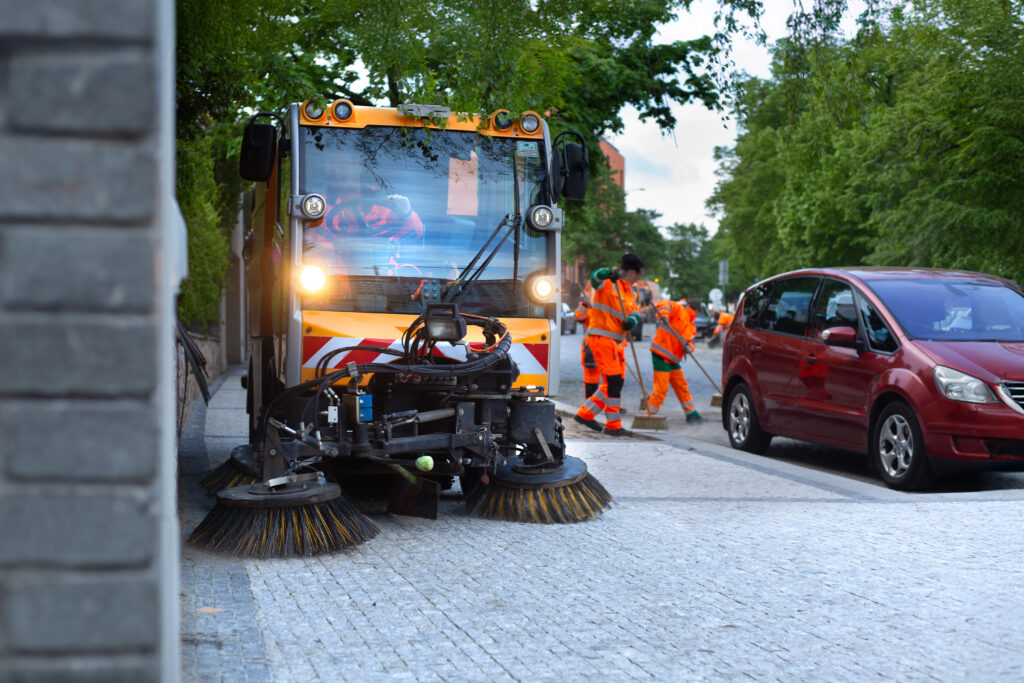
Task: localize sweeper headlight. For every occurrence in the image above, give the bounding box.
[526,204,559,231]
[303,100,325,120]
[298,264,327,293]
[519,112,541,134]
[299,193,327,220]
[525,272,557,304]
[423,303,468,342]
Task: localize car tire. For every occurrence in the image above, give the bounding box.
[726,383,772,454]
[872,401,934,491]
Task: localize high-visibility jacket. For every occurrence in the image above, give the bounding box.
[574,301,590,329]
[585,270,639,342]
[650,299,695,364]
[713,311,735,335]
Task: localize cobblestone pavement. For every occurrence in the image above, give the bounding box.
[181,365,1024,681]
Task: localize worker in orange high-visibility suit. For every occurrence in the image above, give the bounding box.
[708,310,735,346]
[648,299,701,422]
[574,253,644,437]
[574,290,603,399]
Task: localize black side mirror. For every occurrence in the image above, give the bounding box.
[549,148,564,202]
[551,131,589,202]
[239,121,278,182]
[561,142,589,201]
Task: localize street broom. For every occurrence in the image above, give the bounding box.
[615,283,668,431]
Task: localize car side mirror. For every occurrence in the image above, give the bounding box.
[822,326,860,348]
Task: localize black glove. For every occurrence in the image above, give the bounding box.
[608,269,620,282]
[622,314,638,331]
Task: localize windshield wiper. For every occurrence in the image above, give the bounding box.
[444,155,524,304]
[442,214,518,303]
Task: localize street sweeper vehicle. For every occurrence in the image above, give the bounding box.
[190,100,611,557]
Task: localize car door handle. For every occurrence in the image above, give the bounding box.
[806,354,818,364]
[751,343,764,354]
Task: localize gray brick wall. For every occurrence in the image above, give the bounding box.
[0,1,178,681]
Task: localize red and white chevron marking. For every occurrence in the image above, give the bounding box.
[301,336,549,375]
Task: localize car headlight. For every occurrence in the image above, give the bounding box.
[298,265,327,293]
[933,365,996,403]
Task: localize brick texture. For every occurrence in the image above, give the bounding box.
[0,317,156,396]
[0,0,173,677]
[0,0,154,41]
[0,136,154,223]
[8,51,155,135]
[4,579,158,653]
[0,400,157,482]
[1,658,158,683]
[0,497,155,567]
[1,228,155,312]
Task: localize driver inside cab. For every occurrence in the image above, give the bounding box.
[312,146,424,250]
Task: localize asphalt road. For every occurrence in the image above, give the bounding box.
[554,328,1024,492]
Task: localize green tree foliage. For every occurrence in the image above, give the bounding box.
[711,0,1024,285]
[661,222,719,300]
[176,0,771,325]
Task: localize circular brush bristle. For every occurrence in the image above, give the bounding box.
[467,472,611,523]
[189,494,379,558]
[198,459,260,496]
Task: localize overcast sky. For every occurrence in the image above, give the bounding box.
[607,1,864,234]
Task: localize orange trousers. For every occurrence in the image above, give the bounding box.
[577,336,626,429]
[648,368,696,414]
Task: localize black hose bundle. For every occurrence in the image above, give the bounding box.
[258,314,512,447]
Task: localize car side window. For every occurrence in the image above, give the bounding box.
[810,279,858,340]
[740,282,774,331]
[763,277,818,337]
[858,296,899,353]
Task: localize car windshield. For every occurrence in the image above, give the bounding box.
[297,125,549,317]
[868,279,1024,341]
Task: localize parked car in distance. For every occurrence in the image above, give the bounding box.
[721,267,1024,490]
[560,302,578,335]
[693,303,711,339]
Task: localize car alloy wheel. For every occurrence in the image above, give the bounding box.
[729,391,751,444]
[726,383,772,454]
[877,413,914,479]
[872,401,933,490]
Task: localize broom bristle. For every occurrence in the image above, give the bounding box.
[466,472,612,523]
[188,494,379,558]
[199,458,259,496]
[631,413,669,431]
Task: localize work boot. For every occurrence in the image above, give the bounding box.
[686,410,703,423]
[573,415,603,432]
[603,426,634,438]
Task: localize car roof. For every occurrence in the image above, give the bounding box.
[752,267,1018,290]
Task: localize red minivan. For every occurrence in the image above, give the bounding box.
[721,268,1024,490]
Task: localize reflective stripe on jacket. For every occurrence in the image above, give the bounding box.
[586,272,637,342]
[651,299,695,364]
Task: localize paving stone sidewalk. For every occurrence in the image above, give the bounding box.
[180,366,1024,681]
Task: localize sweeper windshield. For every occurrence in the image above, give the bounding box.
[298,125,551,318]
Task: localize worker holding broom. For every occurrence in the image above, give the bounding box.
[574,253,644,437]
[647,298,702,422]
